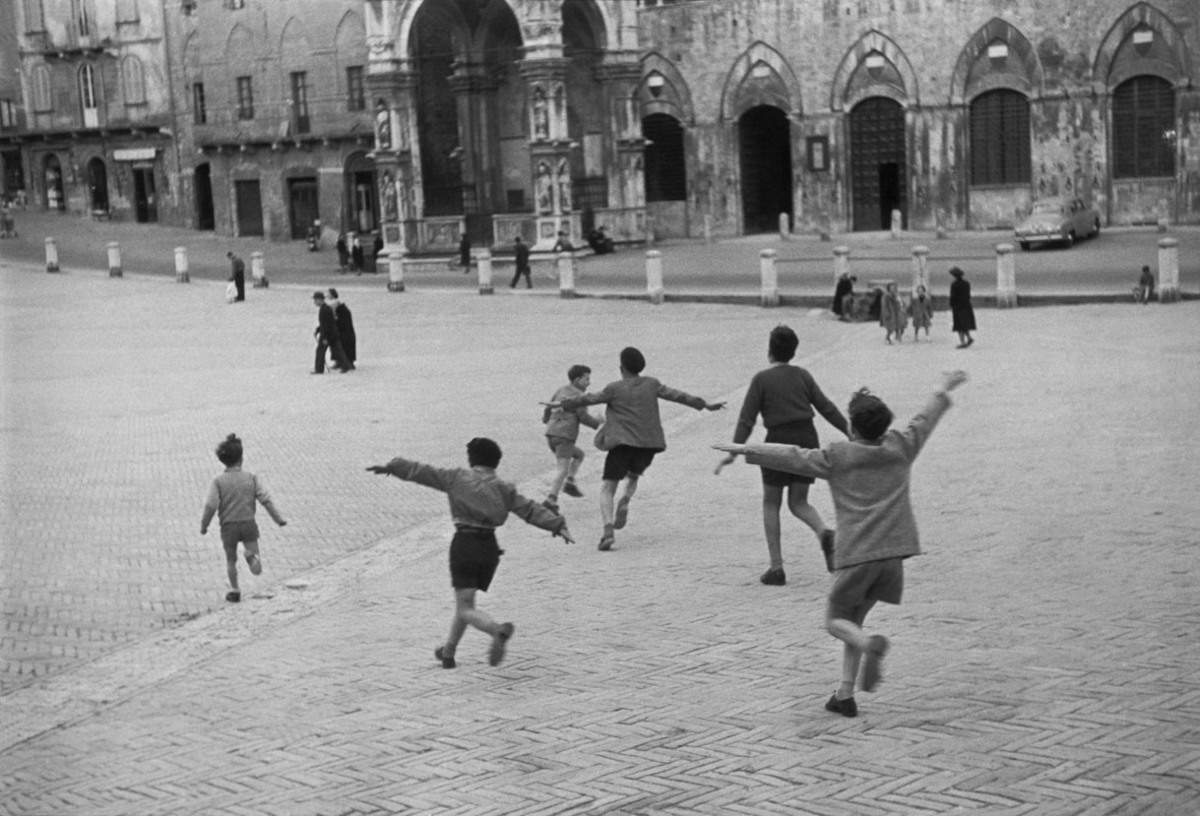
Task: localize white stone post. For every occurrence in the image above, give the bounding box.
[387,249,405,292]
[778,212,790,241]
[890,209,902,238]
[174,246,189,283]
[760,248,780,307]
[833,245,850,286]
[910,245,929,295]
[1157,237,1179,303]
[995,243,1017,308]
[45,237,59,273]
[557,251,576,298]
[106,242,122,277]
[475,249,493,295]
[645,249,664,305]
[251,251,267,288]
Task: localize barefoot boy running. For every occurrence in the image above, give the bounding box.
[368,437,573,669]
[715,371,968,716]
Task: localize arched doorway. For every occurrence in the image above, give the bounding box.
[850,97,906,231]
[344,151,377,234]
[738,105,792,233]
[195,163,214,230]
[43,154,64,211]
[87,158,109,214]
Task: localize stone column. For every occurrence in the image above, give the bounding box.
[760,249,780,307]
[366,70,419,266]
[520,58,575,251]
[646,249,664,305]
[1157,237,1179,303]
[995,243,1017,307]
[596,61,646,243]
[107,242,122,277]
[449,64,500,219]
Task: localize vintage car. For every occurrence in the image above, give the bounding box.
[1014,197,1101,250]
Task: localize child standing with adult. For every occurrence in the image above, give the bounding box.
[547,347,725,552]
[200,433,287,603]
[715,370,968,717]
[909,285,934,340]
[367,438,573,669]
[948,267,976,348]
[715,326,849,585]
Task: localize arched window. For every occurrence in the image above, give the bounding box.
[1112,76,1175,178]
[31,65,52,112]
[643,113,686,202]
[122,56,146,106]
[79,63,99,126]
[969,89,1030,185]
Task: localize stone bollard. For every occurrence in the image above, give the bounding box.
[557,251,576,298]
[107,241,122,277]
[45,237,60,273]
[910,245,929,295]
[890,209,902,238]
[760,248,780,307]
[778,212,791,241]
[251,251,268,288]
[833,245,850,287]
[1157,237,1179,303]
[475,249,493,295]
[387,249,405,292]
[995,243,1017,307]
[174,246,189,283]
[646,250,664,305]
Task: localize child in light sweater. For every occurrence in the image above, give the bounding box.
[715,370,968,717]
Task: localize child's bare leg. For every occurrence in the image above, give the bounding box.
[599,479,618,527]
[786,483,828,539]
[445,588,499,653]
[226,555,239,591]
[827,600,878,696]
[244,540,262,575]
[761,484,785,570]
[566,450,584,481]
[547,456,570,498]
[621,474,639,503]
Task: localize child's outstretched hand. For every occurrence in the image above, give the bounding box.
[713,443,748,456]
[704,401,726,412]
[713,452,738,475]
[557,525,575,544]
[940,370,968,392]
[366,464,391,475]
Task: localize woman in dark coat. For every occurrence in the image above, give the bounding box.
[832,273,855,320]
[327,288,357,365]
[948,266,976,348]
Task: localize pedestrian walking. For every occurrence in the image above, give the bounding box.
[327,288,356,367]
[546,346,725,552]
[226,251,246,302]
[311,291,353,374]
[336,233,350,272]
[948,267,976,348]
[715,370,969,717]
[909,285,933,340]
[366,437,573,669]
[1136,265,1155,304]
[880,282,907,344]
[715,325,849,585]
[510,235,532,289]
[200,433,287,603]
[351,235,365,274]
[541,364,602,513]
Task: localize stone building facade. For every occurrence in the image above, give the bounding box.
[636,0,1200,237]
[6,0,184,223]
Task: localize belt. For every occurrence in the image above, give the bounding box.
[454,524,495,535]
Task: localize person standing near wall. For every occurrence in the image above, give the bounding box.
[226,251,246,302]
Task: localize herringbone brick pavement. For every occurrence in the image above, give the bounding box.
[1,263,1198,814]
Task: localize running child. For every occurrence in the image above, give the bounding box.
[200,433,287,603]
[542,364,602,512]
[546,346,725,551]
[715,370,968,717]
[367,437,573,669]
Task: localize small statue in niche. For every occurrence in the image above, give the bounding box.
[535,161,553,214]
[381,171,397,220]
[375,101,392,150]
[532,87,549,140]
[556,158,571,213]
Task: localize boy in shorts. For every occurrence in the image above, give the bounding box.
[200,433,288,603]
[367,437,573,669]
[542,364,602,513]
[549,347,725,551]
[715,370,967,716]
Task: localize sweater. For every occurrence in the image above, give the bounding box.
[733,364,849,444]
[543,383,601,441]
[560,376,706,451]
[742,391,951,569]
[201,467,285,529]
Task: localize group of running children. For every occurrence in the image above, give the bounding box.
[201,327,967,717]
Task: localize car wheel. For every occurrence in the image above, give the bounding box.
[1019,241,1030,251]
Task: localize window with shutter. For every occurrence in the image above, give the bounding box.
[969,90,1030,186]
[1112,76,1175,179]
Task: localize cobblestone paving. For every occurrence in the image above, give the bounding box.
[1,263,1198,814]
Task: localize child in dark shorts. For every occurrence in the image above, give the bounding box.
[200,433,287,603]
[715,370,967,716]
[368,437,573,669]
[547,347,724,551]
[716,325,849,585]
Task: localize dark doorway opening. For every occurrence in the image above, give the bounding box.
[87,158,109,213]
[132,166,157,222]
[44,155,65,211]
[850,97,905,231]
[738,105,792,234]
[288,176,318,240]
[234,179,264,236]
[195,163,214,230]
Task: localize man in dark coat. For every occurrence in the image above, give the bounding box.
[510,235,532,289]
[227,251,246,301]
[327,288,356,366]
[312,291,353,374]
[832,273,856,320]
[351,236,365,274]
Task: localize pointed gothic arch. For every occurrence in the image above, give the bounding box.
[1094,2,1192,88]
[637,52,694,124]
[830,30,918,112]
[950,17,1042,103]
[720,41,802,122]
